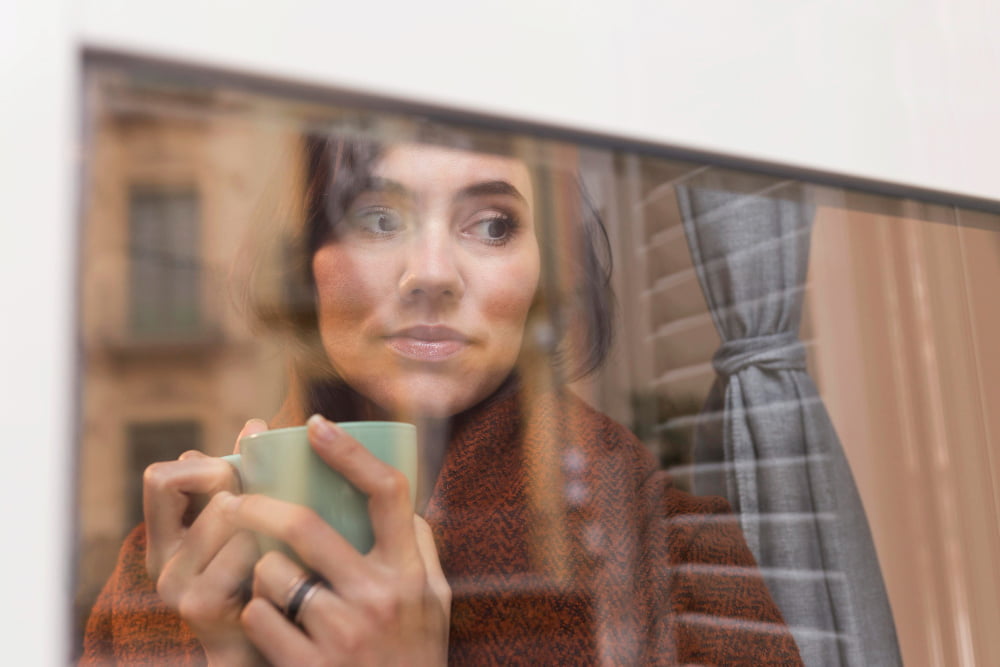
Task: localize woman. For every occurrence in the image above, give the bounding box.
[83,131,803,665]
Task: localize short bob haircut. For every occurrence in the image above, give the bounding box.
[246,125,615,420]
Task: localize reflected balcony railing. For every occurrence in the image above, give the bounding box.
[87,264,229,359]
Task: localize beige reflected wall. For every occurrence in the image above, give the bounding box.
[809,203,1000,667]
[74,73,301,645]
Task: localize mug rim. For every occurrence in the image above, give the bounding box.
[241,421,416,442]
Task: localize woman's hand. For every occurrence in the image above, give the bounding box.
[221,414,451,667]
[143,419,269,666]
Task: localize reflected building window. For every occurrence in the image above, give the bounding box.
[128,186,201,339]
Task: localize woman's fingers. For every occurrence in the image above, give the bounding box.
[249,550,434,666]
[306,414,415,557]
[249,551,359,643]
[232,491,450,666]
[250,551,309,617]
[143,418,264,580]
[173,529,258,629]
[143,454,241,579]
[241,597,318,667]
[221,492,370,592]
[157,491,251,606]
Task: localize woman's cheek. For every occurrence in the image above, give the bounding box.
[314,249,381,319]
[482,276,539,350]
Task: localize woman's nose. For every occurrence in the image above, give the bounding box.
[397,230,465,304]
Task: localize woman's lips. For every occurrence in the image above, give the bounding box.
[385,326,470,361]
[386,337,467,361]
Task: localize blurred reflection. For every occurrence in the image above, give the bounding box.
[74,62,1000,666]
[78,75,799,665]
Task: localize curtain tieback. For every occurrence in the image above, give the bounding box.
[712,332,806,378]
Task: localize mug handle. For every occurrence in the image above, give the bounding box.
[220,454,245,494]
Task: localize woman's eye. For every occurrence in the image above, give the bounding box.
[351,207,403,235]
[469,214,517,245]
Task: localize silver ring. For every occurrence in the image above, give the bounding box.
[284,574,325,625]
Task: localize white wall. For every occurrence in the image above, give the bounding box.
[2,0,999,661]
[0,0,76,663]
[78,0,1000,202]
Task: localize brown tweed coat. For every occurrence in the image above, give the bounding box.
[83,388,802,665]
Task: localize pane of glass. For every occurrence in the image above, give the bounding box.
[128,187,201,337]
[74,59,1000,666]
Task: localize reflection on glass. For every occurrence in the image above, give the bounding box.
[74,61,1000,666]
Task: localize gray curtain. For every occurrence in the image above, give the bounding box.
[675,175,901,666]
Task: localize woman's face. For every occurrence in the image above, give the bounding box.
[312,143,540,418]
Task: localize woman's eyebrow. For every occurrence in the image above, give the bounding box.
[457,180,527,204]
[364,177,527,204]
[366,177,411,199]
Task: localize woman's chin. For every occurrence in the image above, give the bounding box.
[387,394,469,421]
[368,377,502,422]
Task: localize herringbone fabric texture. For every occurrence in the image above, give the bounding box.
[82,387,802,665]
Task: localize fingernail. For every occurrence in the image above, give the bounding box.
[307,413,340,443]
[244,418,268,431]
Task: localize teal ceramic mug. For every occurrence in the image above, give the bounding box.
[222,421,417,555]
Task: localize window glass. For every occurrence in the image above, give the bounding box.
[75,60,1000,666]
[128,187,201,338]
